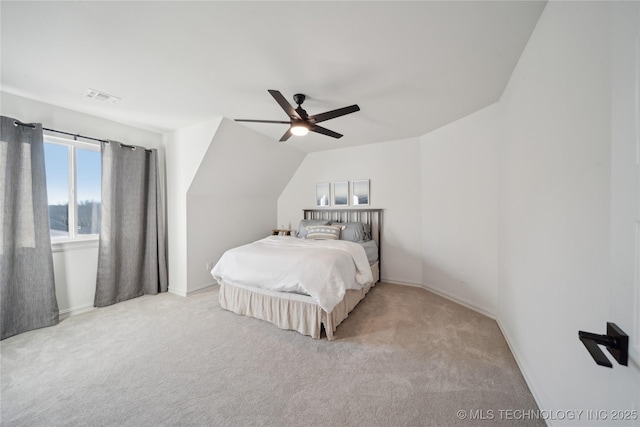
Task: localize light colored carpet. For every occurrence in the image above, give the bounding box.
[1,283,542,426]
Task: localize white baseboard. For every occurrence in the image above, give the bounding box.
[169,282,217,298]
[168,287,187,297]
[382,277,496,320]
[495,318,550,427]
[382,278,546,424]
[187,283,217,296]
[59,303,95,320]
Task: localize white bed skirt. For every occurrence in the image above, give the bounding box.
[219,262,379,340]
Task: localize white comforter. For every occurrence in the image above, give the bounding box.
[211,236,373,313]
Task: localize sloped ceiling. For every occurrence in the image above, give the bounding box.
[1,1,546,153]
[188,118,305,197]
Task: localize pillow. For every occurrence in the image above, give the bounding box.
[306,225,342,240]
[297,219,330,238]
[329,221,371,242]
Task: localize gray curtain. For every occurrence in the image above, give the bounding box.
[0,116,59,340]
[94,141,167,307]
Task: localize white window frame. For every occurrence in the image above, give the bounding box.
[44,135,101,251]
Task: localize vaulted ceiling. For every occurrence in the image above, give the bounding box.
[1,1,546,152]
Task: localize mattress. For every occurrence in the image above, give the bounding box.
[358,240,379,264]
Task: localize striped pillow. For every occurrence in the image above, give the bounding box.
[306,225,342,240]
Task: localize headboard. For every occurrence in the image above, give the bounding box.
[302,209,383,279]
[302,208,382,247]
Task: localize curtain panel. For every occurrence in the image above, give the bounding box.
[0,116,59,340]
[94,141,167,307]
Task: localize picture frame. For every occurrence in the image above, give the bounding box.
[316,182,330,207]
[333,181,349,206]
[352,179,370,206]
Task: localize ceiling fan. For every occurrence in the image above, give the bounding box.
[235,90,360,142]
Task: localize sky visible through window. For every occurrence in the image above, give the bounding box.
[76,148,101,204]
[44,143,69,205]
[44,143,101,204]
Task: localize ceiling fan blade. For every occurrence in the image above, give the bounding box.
[235,119,291,124]
[279,128,293,142]
[268,90,301,120]
[310,104,360,124]
[311,125,343,139]
[295,106,309,120]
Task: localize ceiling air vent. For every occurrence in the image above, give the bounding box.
[85,88,121,103]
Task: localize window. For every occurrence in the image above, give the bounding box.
[43,136,101,241]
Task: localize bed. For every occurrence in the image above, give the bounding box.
[212,208,382,340]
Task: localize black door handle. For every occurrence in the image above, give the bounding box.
[578,323,628,368]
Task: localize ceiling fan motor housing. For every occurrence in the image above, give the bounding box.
[293,93,306,105]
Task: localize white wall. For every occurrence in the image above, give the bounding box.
[165,118,305,295]
[163,117,223,296]
[608,0,640,412]
[497,1,639,421]
[186,119,304,292]
[187,195,277,291]
[277,3,640,420]
[277,128,499,315]
[1,92,163,148]
[420,104,500,316]
[1,92,164,315]
[50,243,99,316]
[278,119,500,316]
[278,137,424,285]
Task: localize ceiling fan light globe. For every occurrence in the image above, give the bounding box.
[291,125,309,136]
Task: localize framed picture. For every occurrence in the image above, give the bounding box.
[352,179,369,206]
[316,183,330,207]
[333,181,349,206]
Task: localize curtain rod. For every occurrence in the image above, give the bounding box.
[14,119,108,143]
[13,120,150,152]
